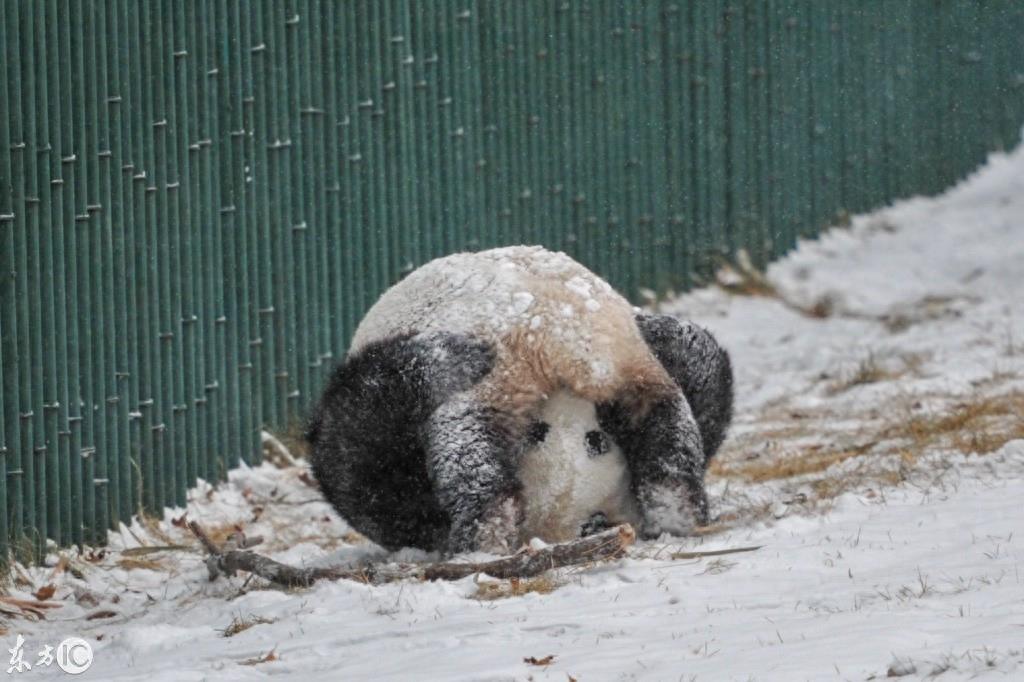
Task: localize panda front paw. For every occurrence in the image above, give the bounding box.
[445,493,522,556]
[580,511,612,537]
[638,482,709,540]
[413,332,496,404]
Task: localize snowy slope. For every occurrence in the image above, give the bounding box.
[7,139,1024,681]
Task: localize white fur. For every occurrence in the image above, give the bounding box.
[517,391,640,543]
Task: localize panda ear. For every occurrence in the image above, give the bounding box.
[634,313,734,463]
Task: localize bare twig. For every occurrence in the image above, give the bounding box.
[670,545,762,560]
[187,520,635,589]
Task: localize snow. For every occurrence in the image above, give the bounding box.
[8,139,1024,681]
[347,245,622,356]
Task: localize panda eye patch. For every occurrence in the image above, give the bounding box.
[528,421,550,444]
[586,430,610,457]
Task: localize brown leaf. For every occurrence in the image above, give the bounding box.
[171,513,188,528]
[239,649,278,666]
[86,609,118,620]
[524,655,556,666]
[297,471,319,489]
[33,584,56,601]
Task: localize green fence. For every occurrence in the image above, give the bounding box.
[1,0,1022,557]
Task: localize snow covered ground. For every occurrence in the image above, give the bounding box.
[6,139,1024,681]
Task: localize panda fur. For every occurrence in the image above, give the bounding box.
[307,246,733,555]
[518,390,640,541]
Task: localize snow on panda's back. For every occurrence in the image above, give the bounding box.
[350,245,674,411]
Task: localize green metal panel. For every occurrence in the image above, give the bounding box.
[1,0,1022,560]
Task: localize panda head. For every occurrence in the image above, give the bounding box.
[516,390,640,542]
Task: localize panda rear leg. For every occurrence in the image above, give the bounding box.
[598,394,709,538]
[635,314,734,463]
[425,397,524,555]
[307,331,496,552]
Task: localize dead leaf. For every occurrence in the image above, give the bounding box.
[524,655,556,666]
[33,584,56,601]
[86,609,118,620]
[239,649,278,666]
[297,471,319,489]
[171,513,188,528]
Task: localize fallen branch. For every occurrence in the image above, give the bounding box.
[188,521,635,589]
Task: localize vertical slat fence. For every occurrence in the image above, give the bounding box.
[1,0,1023,559]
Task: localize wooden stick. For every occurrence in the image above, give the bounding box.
[187,521,635,589]
[670,545,762,560]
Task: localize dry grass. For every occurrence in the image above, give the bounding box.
[712,391,1024,506]
[712,442,873,483]
[116,557,166,572]
[221,614,277,638]
[886,392,1024,456]
[137,513,176,545]
[272,420,312,460]
[823,352,926,396]
[825,356,899,395]
[716,265,778,298]
[713,250,834,318]
[471,575,561,601]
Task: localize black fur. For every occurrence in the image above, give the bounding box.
[585,430,610,457]
[597,314,733,537]
[580,511,612,537]
[423,397,523,553]
[634,314,734,463]
[307,331,498,551]
[597,394,709,535]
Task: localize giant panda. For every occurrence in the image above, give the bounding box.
[306,246,733,555]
